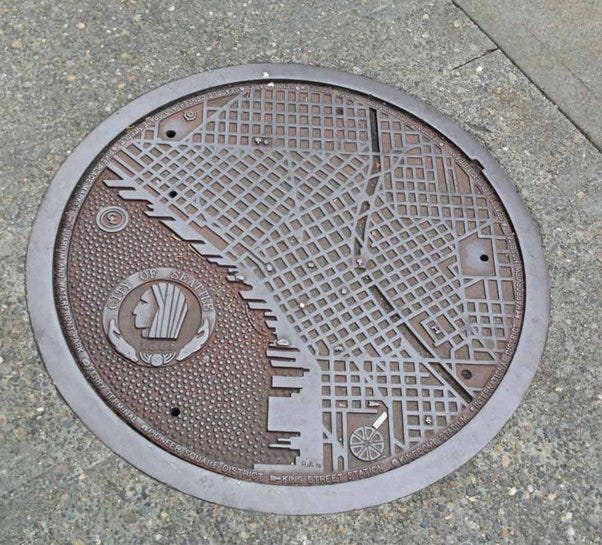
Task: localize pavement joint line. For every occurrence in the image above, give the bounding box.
[0,451,114,501]
[451,47,499,71]
[451,0,602,154]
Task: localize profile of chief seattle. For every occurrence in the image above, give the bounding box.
[102,269,217,367]
[133,282,188,340]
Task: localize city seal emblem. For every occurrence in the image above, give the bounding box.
[102,267,216,367]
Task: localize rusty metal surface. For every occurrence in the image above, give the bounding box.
[28,64,549,514]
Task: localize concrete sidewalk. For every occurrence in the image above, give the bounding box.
[455,0,602,149]
[0,1,599,544]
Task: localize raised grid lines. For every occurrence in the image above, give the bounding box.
[105,83,524,473]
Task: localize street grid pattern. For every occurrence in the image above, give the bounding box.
[106,82,523,473]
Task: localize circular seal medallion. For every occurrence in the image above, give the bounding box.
[27,65,549,514]
[102,268,216,367]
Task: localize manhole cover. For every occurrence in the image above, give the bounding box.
[27,65,549,514]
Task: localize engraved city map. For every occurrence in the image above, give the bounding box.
[54,82,524,485]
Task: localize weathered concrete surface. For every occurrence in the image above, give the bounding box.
[455,0,602,149]
[0,1,600,544]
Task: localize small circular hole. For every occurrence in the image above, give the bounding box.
[168,190,178,198]
[170,407,181,417]
[461,369,473,379]
[479,254,489,262]
[165,129,176,138]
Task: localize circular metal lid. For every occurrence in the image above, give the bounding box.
[27,64,549,514]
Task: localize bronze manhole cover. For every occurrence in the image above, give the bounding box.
[27,65,549,514]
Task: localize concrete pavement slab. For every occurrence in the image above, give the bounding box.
[0,1,599,543]
[455,0,602,149]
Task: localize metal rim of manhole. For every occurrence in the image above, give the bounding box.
[27,64,549,514]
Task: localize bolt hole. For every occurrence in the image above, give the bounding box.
[461,369,473,379]
[168,190,178,198]
[479,254,489,262]
[170,407,181,417]
[166,129,176,138]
